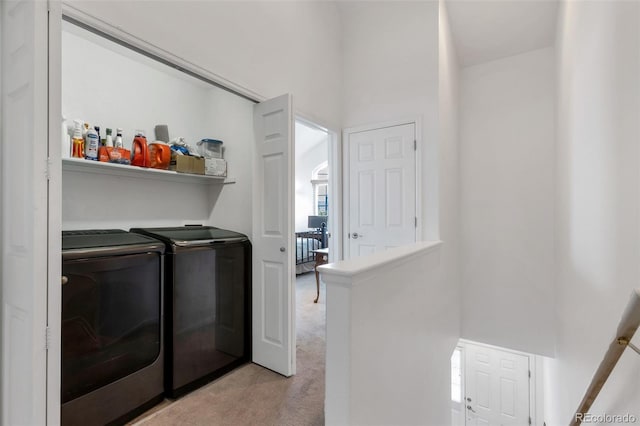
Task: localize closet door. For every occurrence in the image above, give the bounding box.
[252,94,295,377]
[1,0,51,424]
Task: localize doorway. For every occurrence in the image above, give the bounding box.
[452,340,541,426]
[294,118,333,298]
[291,118,336,405]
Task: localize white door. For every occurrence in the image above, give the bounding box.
[1,0,50,424]
[345,123,416,258]
[464,343,530,426]
[252,94,295,377]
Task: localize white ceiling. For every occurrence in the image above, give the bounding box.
[445,0,559,67]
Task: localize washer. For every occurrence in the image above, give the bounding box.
[61,229,165,426]
[130,226,251,398]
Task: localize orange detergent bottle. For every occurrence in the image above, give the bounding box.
[131,131,150,167]
[148,141,172,170]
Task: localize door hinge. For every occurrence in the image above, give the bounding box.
[45,157,53,181]
[415,217,418,227]
[529,416,532,425]
[528,370,531,378]
[414,140,417,151]
[45,326,51,351]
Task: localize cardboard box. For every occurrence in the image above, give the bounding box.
[170,154,205,175]
[205,158,227,177]
[191,157,205,175]
[169,154,191,173]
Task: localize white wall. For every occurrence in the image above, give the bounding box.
[61,23,255,234]
[295,141,328,231]
[206,92,255,237]
[62,24,211,148]
[333,2,460,424]
[63,0,343,131]
[322,242,447,425]
[340,1,440,241]
[459,47,556,356]
[432,0,462,425]
[438,0,462,355]
[545,1,640,424]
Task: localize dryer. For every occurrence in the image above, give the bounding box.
[61,230,165,426]
[130,226,251,398]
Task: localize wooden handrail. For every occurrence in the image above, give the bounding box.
[570,289,640,426]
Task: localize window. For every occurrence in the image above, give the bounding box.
[451,347,462,403]
[314,181,328,216]
[311,162,329,216]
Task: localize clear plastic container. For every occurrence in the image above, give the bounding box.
[197,139,223,159]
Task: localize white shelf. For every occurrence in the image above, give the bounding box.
[62,158,236,185]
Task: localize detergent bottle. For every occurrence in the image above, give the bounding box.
[84,126,100,161]
[149,141,172,170]
[105,128,114,148]
[111,128,130,164]
[131,131,149,167]
[96,126,112,162]
[62,116,71,159]
[71,120,84,159]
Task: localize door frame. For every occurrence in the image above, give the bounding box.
[48,1,63,424]
[458,339,543,426]
[295,114,342,263]
[45,4,307,422]
[60,4,265,104]
[342,117,422,259]
[2,1,52,424]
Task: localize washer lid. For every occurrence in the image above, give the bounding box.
[130,226,248,246]
[62,229,162,251]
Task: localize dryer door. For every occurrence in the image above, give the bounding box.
[61,252,161,403]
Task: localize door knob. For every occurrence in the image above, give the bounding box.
[351,232,362,239]
[466,405,476,413]
[61,276,68,285]
[280,247,285,252]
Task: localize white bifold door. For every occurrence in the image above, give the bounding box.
[252,94,295,377]
[1,0,51,424]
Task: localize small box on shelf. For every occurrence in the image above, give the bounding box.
[170,154,205,175]
[205,158,227,177]
[192,157,205,175]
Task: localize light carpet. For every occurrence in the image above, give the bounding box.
[131,272,326,426]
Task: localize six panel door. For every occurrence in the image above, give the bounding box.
[347,123,417,259]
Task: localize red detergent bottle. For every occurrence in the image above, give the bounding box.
[131,131,150,167]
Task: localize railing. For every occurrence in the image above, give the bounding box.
[570,289,640,426]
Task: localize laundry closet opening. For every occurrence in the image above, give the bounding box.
[57,15,301,425]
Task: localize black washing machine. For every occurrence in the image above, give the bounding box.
[61,230,165,426]
[130,226,251,398]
